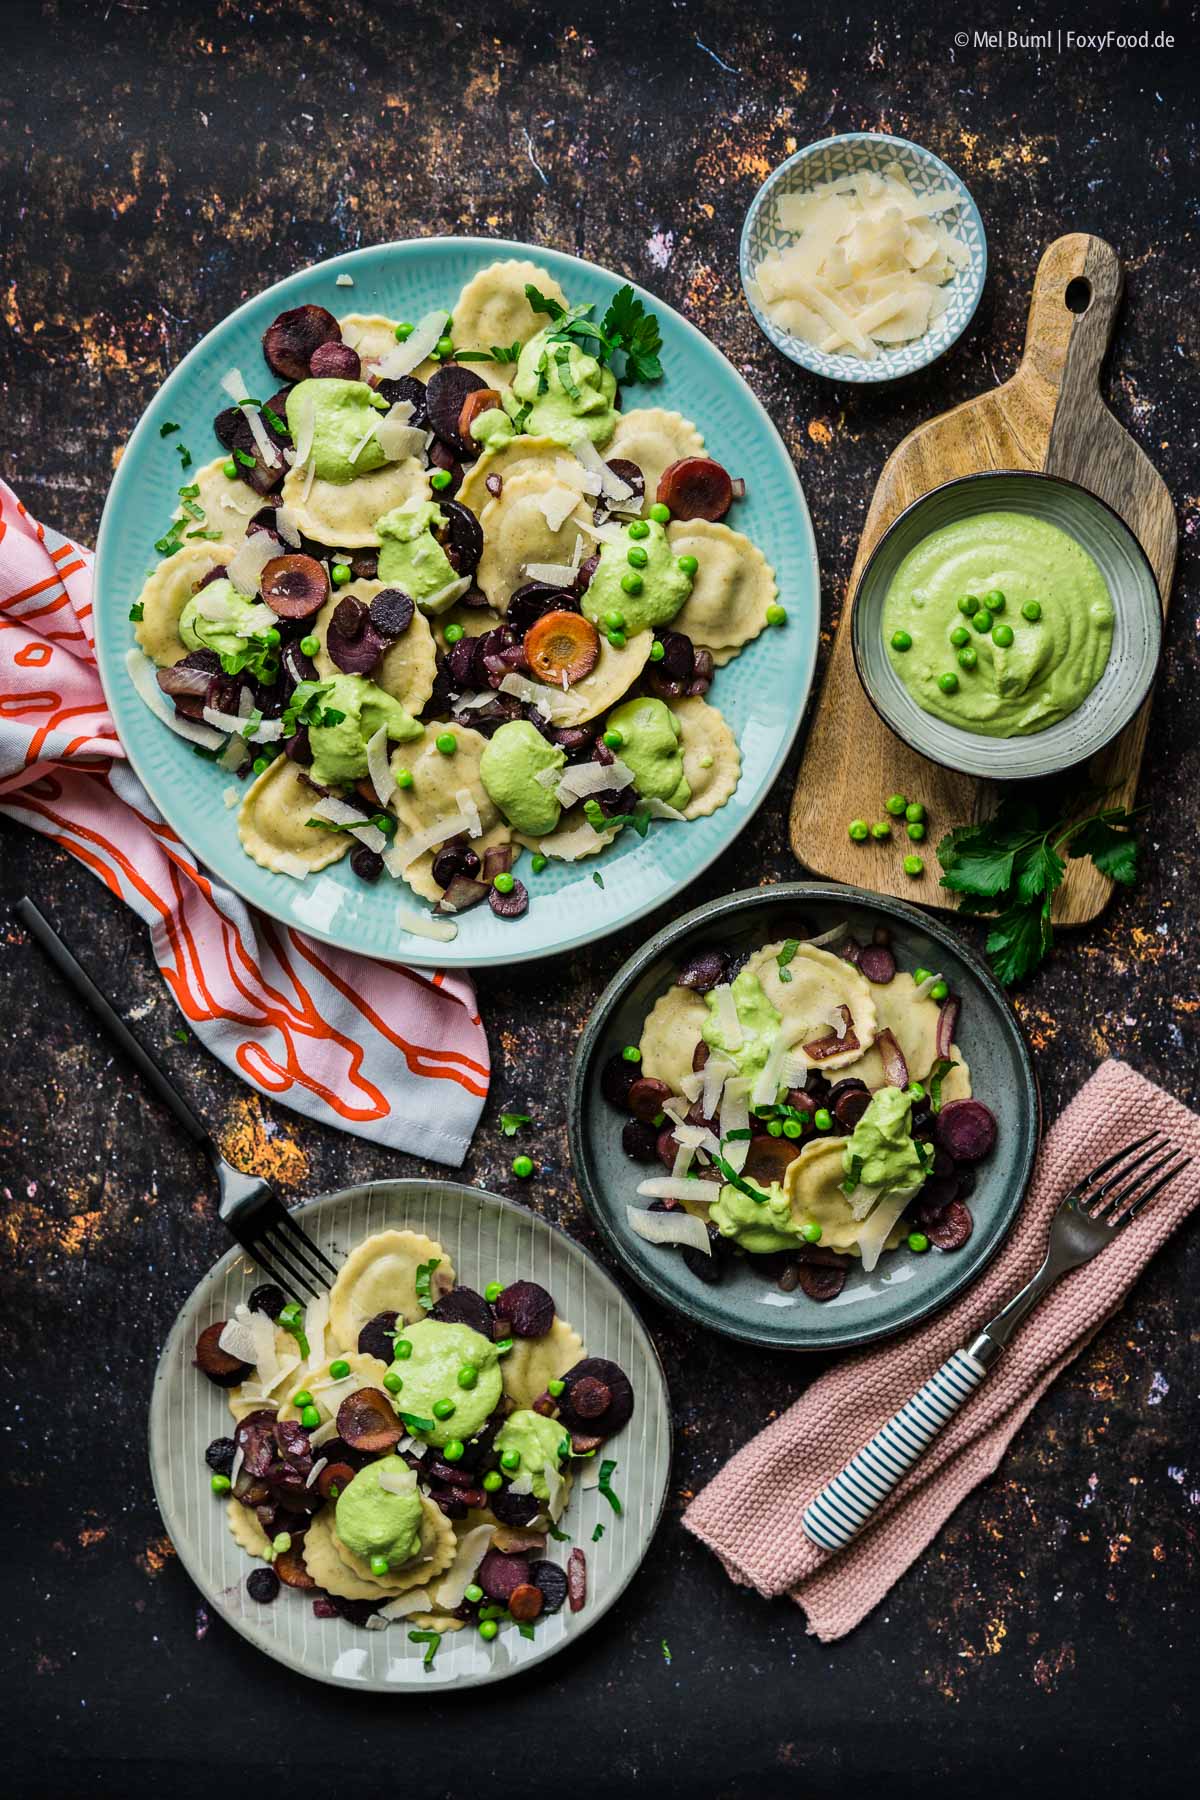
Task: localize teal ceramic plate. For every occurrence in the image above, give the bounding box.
[148,1179,672,1691]
[569,884,1040,1352]
[94,237,820,967]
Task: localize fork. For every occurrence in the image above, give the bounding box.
[16,896,339,1302]
[802,1133,1190,1553]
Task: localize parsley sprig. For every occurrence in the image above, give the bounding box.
[414,1256,440,1311]
[524,282,664,384]
[583,799,652,836]
[937,792,1141,986]
[500,1111,532,1137]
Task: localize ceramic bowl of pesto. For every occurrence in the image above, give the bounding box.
[851,470,1163,780]
[568,882,1040,1353]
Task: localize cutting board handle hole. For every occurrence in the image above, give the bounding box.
[1064,276,1092,314]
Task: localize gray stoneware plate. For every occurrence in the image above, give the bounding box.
[851,470,1162,780]
[148,1179,671,1691]
[569,883,1039,1351]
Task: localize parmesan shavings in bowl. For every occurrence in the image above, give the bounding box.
[751,161,970,362]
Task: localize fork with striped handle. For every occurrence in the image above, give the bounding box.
[802,1133,1191,1553]
[16,896,339,1303]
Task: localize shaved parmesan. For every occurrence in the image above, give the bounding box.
[217,1317,259,1364]
[454,786,482,841]
[305,1456,329,1490]
[220,368,280,466]
[670,1140,695,1180]
[383,808,478,874]
[679,1071,705,1104]
[126,649,226,747]
[377,1466,417,1497]
[309,1418,340,1450]
[912,971,945,1001]
[701,1053,736,1122]
[498,672,556,719]
[246,1307,280,1385]
[335,273,354,287]
[529,820,615,860]
[543,1458,568,1521]
[857,1185,921,1272]
[373,309,447,380]
[538,484,584,533]
[710,983,743,1051]
[507,1469,535,1497]
[808,922,850,949]
[395,905,458,943]
[366,724,396,808]
[230,1446,245,1488]
[347,419,379,466]
[226,531,278,598]
[304,1292,330,1366]
[555,757,636,804]
[521,559,578,588]
[371,1589,433,1625]
[375,413,429,463]
[223,785,242,808]
[203,705,284,741]
[310,794,387,853]
[572,432,635,504]
[432,1524,494,1609]
[751,1026,793,1110]
[555,455,601,496]
[627,1204,713,1253]
[636,1177,717,1204]
[641,798,687,821]
[274,850,321,880]
[421,574,472,613]
[718,1075,751,1172]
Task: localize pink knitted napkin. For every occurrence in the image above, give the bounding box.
[684,1060,1200,1641]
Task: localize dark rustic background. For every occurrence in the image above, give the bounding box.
[2,1,1197,1794]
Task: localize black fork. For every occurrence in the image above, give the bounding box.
[16,897,339,1302]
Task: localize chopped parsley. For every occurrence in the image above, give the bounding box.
[713,1142,767,1204]
[186,528,224,541]
[516,1621,536,1641]
[261,403,290,438]
[408,1628,441,1669]
[128,602,144,621]
[500,1111,532,1137]
[583,799,651,837]
[232,446,257,469]
[175,442,192,470]
[399,1410,435,1434]
[661,1638,673,1665]
[414,1256,440,1311]
[547,1524,571,1542]
[455,341,522,364]
[524,281,664,384]
[597,1458,622,1515]
[592,871,605,889]
[840,1153,864,1198]
[776,938,801,984]
[927,1057,955,1113]
[554,343,581,399]
[153,519,187,557]
[159,421,180,437]
[282,680,344,735]
[177,482,200,500]
[591,1522,605,1543]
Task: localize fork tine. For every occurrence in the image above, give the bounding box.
[242,1240,303,1305]
[1091,1150,1183,1223]
[1079,1137,1168,1215]
[1075,1132,1162,1200]
[261,1219,331,1296]
[256,1229,321,1302]
[1114,1155,1191,1226]
[273,1207,339,1280]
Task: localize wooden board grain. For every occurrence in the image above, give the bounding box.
[789,234,1177,924]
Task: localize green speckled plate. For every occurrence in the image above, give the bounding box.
[148,1179,671,1691]
[569,884,1040,1352]
[94,237,819,966]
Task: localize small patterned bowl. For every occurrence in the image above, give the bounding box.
[740,132,987,383]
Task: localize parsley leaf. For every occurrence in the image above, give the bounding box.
[525,283,566,323]
[408,1628,441,1669]
[985,899,1053,988]
[399,1410,435,1434]
[414,1257,440,1311]
[455,341,522,364]
[776,937,800,984]
[927,1057,955,1114]
[261,403,290,439]
[840,1153,864,1198]
[159,421,180,437]
[597,1458,622,1515]
[583,799,651,836]
[232,447,257,469]
[500,1111,532,1137]
[713,1144,767,1204]
[601,283,664,383]
[1067,815,1140,886]
[128,602,144,621]
[1015,839,1064,903]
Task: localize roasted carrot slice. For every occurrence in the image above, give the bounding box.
[458,387,504,440]
[524,609,600,686]
[656,456,734,521]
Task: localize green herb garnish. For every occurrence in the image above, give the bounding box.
[516,1621,536,1640]
[153,519,187,557]
[583,799,651,837]
[547,1524,571,1542]
[176,442,192,470]
[500,1111,532,1137]
[714,1143,767,1204]
[128,602,144,621]
[661,1638,673,1665]
[232,446,257,469]
[177,482,200,499]
[597,1458,622,1515]
[554,343,581,400]
[927,1057,955,1113]
[399,1411,435,1434]
[723,1126,752,1141]
[591,1522,605,1542]
[408,1628,441,1669]
[592,872,604,889]
[840,1154,864,1198]
[277,1301,310,1361]
[938,792,1141,986]
[414,1257,440,1311]
[523,281,664,384]
[159,421,180,437]
[186,528,225,540]
[180,497,205,522]
[261,404,290,438]
[776,938,800,984]
[455,342,522,365]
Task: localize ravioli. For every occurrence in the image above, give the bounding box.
[226,1497,271,1558]
[238,758,353,876]
[668,519,777,654]
[327,1229,454,1348]
[388,725,498,843]
[782,1138,870,1253]
[849,972,972,1094]
[311,582,437,716]
[521,629,654,726]
[401,823,512,904]
[302,1500,454,1599]
[513,817,617,861]
[500,1316,584,1410]
[475,469,593,608]
[434,601,502,646]
[740,941,878,1071]
[604,409,706,515]
[133,541,239,667]
[338,312,440,383]
[275,1352,391,1425]
[638,984,709,1093]
[667,694,742,820]
[457,434,567,516]
[180,457,263,535]
[279,457,429,548]
[227,1325,303,1422]
[451,261,569,388]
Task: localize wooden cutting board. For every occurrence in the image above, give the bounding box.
[789,234,1176,924]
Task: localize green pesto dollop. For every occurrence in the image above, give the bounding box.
[701,969,781,1080]
[178,579,270,661]
[581,519,693,637]
[285,378,388,484]
[470,407,517,451]
[493,1409,570,1501]
[842,1086,924,1197]
[710,1178,803,1254]
[333,1456,423,1567]
[307,674,423,788]
[509,328,619,446]
[883,511,1114,737]
[376,499,459,611]
[604,697,690,812]
[479,718,565,836]
[392,1317,502,1449]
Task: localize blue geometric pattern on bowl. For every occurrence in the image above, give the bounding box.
[740,133,987,384]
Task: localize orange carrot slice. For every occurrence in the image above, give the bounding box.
[524,610,600,686]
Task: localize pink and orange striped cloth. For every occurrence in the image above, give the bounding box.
[0,481,489,1163]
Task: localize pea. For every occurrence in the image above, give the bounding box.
[993,623,1014,647]
[435,335,453,358]
[648,502,670,524]
[265,627,281,647]
[331,563,352,586]
[884,793,908,817]
[1022,600,1042,622]
[493,871,515,894]
[394,322,414,341]
[782,1119,803,1139]
[766,603,787,625]
[393,1338,413,1359]
[457,1364,479,1389]
[395,768,414,789]
[531,853,548,873]
[870,821,890,840]
[929,979,949,1001]
[627,546,648,569]
[913,966,932,985]
[484,1282,504,1303]
[442,1439,465,1462]
[971,610,993,634]
[603,612,626,632]
[292,1389,313,1408]
[384,1371,403,1393]
[430,468,452,491]
[273,1532,292,1554]
[906,1081,926,1100]
[903,854,924,876]
[299,634,319,656]
[983,589,1005,612]
[495,1337,514,1354]
[649,640,665,662]
[479,1619,499,1641]
[604,728,624,749]
[848,819,869,842]
[801,1221,823,1244]
[433,1398,456,1420]
[957,594,978,615]
[222,459,239,479]
[500,1449,522,1472]
[628,520,650,539]
[938,672,959,694]
[444,622,464,644]
[620,573,643,597]
[512,1154,534,1179]
[907,821,926,841]
[211,1473,232,1495]
[678,554,700,576]
[890,630,912,652]
[300,1405,320,1429]
[435,731,457,755]
[622,1044,641,1062]
[329,1359,350,1379]
[767,1119,783,1137]
[252,757,270,776]
[957,646,978,670]
[814,1108,832,1132]
[558,1440,570,1460]
[370,1554,390,1576]
[482,1471,503,1493]
[464,1583,484,1604]
[907,1231,930,1254]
